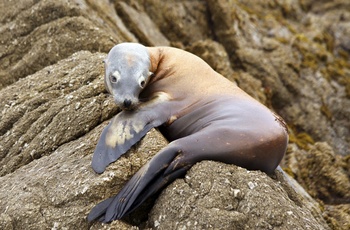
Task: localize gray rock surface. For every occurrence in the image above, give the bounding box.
[0,122,167,229]
[147,161,329,230]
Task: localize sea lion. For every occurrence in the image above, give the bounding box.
[88,43,288,222]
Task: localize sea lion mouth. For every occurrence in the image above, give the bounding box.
[120,106,136,111]
[119,104,136,111]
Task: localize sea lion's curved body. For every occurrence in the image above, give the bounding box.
[88,43,288,222]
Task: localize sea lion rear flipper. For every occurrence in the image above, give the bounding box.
[87,197,114,222]
[88,144,186,222]
[91,111,163,174]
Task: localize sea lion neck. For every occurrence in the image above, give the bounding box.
[147,47,161,74]
[147,47,174,82]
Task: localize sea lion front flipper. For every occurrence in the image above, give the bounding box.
[91,111,164,174]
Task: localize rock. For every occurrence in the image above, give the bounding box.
[0,121,167,229]
[147,161,330,229]
[324,204,350,230]
[115,1,170,46]
[137,0,212,45]
[283,142,350,229]
[285,142,350,203]
[0,51,110,176]
[0,0,126,89]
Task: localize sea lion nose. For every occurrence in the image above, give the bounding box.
[123,99,132,108]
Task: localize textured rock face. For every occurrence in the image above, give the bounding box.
[284,142,350,230]
[147,161,329,230]
[0,0,349,229]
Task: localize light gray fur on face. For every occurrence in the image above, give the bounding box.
[104,43,151,110]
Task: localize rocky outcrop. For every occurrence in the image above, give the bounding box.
[0,0,349,229]
[147,161,329,229]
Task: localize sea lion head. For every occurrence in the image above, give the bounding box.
[104,43,152,110]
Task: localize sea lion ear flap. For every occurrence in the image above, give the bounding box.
[103,59,111,67]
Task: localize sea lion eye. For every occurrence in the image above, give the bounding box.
[139,76,146,88]
[110,74,117,83]
[110,71,121,84]
[140,80,145,88]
